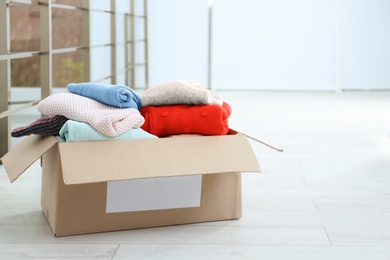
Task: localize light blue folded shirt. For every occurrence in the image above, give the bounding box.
[58,120,157,142]
[67,82,142,109]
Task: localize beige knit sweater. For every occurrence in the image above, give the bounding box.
[141,80,222,107]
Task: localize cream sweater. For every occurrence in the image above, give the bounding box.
[141,80,222,107]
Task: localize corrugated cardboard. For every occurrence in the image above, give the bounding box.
[1,135,57,183]
[1,132,261,237]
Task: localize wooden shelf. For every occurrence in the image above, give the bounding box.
[8,0,33,6]
[0,51,40,61]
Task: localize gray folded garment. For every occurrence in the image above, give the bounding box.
[141,79,222,107]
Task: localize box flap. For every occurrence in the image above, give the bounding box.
[59,135,261,185]
[1,135,58,183]
[229,128,284,152]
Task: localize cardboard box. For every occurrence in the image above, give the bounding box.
[1,132,261,237]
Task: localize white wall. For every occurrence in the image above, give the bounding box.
[340,0,390,90]
[147,0,390,91]
[88,0,390,90]
[147,0,209,87]
[212,0,337,90]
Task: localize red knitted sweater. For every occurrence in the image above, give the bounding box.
[140,102,231,137]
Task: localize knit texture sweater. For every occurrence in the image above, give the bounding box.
[37,92,144,137]
[140,102,231,137]
[141,80,222,107]
[11,115,68,137]
[58,120,156,142]
[67,82,142,109]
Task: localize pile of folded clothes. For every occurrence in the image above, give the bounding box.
[11,80,232,140]
[11,82,157,142]
[140,80,231,137]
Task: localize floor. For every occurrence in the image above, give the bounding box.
[1,91,390,259]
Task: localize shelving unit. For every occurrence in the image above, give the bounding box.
[0,0,149,159]
[122,0,149,89]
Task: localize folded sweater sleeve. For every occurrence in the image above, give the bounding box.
[67,82,142,109]
[59,120,157,142]
[11,115,68,137]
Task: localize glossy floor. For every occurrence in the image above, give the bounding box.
[1,91,390,259]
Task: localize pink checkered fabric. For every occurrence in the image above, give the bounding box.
[37,92,144,137]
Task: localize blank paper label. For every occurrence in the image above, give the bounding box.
[106,175,202,213]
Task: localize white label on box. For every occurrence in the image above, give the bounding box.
[106,175,202,213]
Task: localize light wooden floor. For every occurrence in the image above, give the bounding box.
[1,91,390,259]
